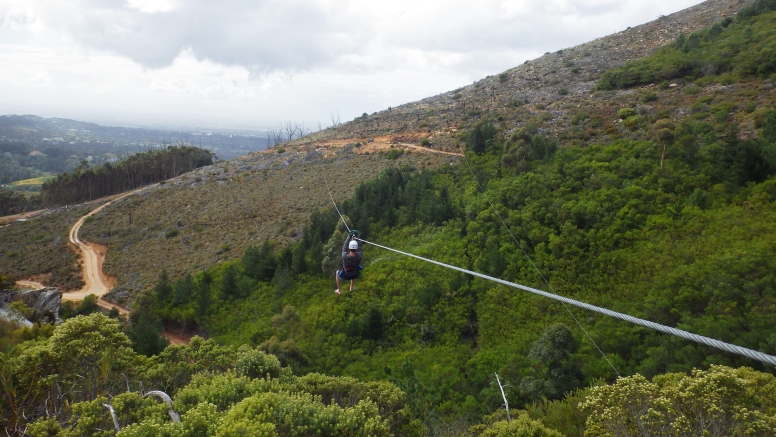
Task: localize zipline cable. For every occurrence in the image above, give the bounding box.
[462,154,620,376]
[318,150,352,233]
[354,236,776,366]
[319,156,776,366]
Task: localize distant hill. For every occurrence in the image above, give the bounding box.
[0,114,269,163]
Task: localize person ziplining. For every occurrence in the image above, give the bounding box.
[320,169,776,366]
[335,230,363,295]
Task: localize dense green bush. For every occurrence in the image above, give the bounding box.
[467,121,498,154]
[596,8,776,89]
[6,314,420,436]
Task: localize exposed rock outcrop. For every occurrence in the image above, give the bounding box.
[0,287,63,325]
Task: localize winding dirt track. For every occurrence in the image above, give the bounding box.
[16,280,46,290]
[65,187,187,346]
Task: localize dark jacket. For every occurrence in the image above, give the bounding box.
[341,236,363,271]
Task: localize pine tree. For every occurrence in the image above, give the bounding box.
[196,271,212,320]
[154,270,172,304]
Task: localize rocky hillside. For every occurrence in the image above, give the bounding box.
[296,0,757,151]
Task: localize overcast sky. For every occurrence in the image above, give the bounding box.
[0,0,704,132]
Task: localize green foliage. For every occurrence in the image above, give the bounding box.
[467,122,499,155]
[617,108,636,119]
[502,126,557,172]
[597,8,776,89]
[386,149,404,160]
[59,294,99,319]
[0,189,41,215]
[149,126,776,431]
[737,0,776,21]
[12,318,411,436]
[519,324,583,401]
[761,109,776,144]
[582,365,776,436]
[243,241,278,282]
[127,291,168,356]
[339,167,460,237]
[478,413,563,437]
[41,146,214,206]
[0,272,16,289]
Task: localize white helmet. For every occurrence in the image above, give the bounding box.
[348,240,359,250]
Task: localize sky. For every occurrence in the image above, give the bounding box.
[0,0,705,132]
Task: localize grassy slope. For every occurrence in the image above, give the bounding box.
[0,206,86,289]
[78,145,455,299]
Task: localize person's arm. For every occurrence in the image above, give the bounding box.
[342,235,350,259]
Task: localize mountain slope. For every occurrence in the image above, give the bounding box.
[295,0,754,151]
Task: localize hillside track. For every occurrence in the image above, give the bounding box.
[0,209,48,226]
[66,184,190,346]
[292,133,464,157]
[15,280,46,289]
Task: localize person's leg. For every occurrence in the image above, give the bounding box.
[350,279,355,292]
[335,271,343,295]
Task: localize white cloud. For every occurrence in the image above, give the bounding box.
[0,0,705,129]
[125,0,182,14]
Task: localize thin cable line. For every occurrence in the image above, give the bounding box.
[318,150,351,233]
[354,236,776,367]
[317,163,776,366]
[462,154,620,376]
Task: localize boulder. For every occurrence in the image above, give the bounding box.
[0,287,63,325]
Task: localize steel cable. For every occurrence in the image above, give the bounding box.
[355,236,776,366]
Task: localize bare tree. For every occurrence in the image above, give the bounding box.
[296,121,310,138]
[330,110,341,127]
[284,121,296,141]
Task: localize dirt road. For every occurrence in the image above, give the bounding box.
[65,186,188,346]
[16,280,46,290]
[0,209,47,226]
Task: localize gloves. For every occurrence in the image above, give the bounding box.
[349,230,360,238]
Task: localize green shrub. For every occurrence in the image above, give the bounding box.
[164,228,179,239]
[467,121,498,155]
[571,112,590,125]
[386,149,404,160]
[557,88,569,95]
[596,9,776,90]
[419,138,431,147]
[617,108,637,119]
[276,148,286,154]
